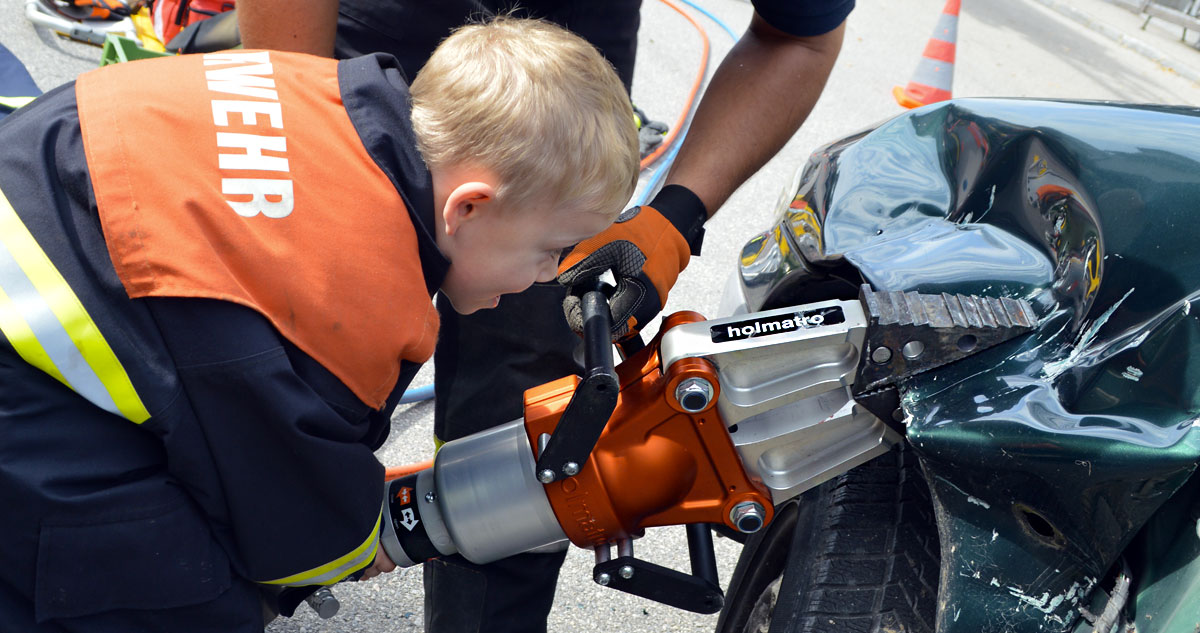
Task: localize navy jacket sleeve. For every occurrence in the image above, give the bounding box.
[751,0,854,37]
[144,296,411,585]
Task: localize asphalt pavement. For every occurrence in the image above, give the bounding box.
[3,0,1200,632]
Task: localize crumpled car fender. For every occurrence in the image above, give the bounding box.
[734,98,1200,632]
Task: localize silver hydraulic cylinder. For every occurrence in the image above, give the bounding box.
[379,419,567,568]
[660,299,900,505]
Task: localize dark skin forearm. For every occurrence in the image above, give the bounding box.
[664,14,846,216]
[237,0,340,56]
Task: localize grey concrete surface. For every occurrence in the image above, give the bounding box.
[1035,0,1200,82]
[2,0,1200,632]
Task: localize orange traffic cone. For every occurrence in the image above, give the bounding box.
[893,0,959,109]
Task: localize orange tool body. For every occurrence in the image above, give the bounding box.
[524,311,773,548]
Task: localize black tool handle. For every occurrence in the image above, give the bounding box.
[535,280,620,480]
[580,288,616,380]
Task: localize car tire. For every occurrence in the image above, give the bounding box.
[716,442,940,633]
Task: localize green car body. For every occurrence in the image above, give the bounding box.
[732,98,1200,632]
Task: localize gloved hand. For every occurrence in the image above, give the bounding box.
[558,184,707,341]
[633,104,669,158]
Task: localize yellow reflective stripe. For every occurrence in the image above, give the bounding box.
[0,96,36,109]
[264,512,381,586]
[0,190,150,423]
[0,284,70,387]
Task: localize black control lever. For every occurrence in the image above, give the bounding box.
[686,523,720,587]
[589,523,724,613]
[534,279,620,482]
[593,552,724,614]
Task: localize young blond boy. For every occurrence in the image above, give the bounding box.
[0,18,636,632]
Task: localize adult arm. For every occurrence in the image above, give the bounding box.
[557,12,847,339]
[236,0,340,56]
[665,13,846,215]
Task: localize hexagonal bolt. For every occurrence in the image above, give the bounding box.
[596,572,611,586]
[537,469,556,484]
[729,501,766,534]
[675,377,714,413]
[619,565,635,580]
[562,462,581,476]
[424,491,437,503]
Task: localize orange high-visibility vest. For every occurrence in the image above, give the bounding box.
[76,50,438,409]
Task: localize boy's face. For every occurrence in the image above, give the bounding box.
[437,196,614,314]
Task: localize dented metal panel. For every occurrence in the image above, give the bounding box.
[736,98,1200,632]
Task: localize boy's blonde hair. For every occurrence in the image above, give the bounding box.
[410,17,639,216]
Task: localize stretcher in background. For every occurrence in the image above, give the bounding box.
[23,0,238,59]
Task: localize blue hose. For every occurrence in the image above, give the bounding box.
[399,382,435,404]
[679,0,739,40]
[634,0,740,206]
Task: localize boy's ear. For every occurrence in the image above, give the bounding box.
[442,181,497,236]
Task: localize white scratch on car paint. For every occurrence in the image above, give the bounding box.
[1042,288,1135,380]
[937,477,991,509]
[1121,366,1143,381]
[968,496,991,509]
[1006,580,1090,620]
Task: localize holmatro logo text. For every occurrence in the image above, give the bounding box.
[725,314,823,340]
[711,307,844,343]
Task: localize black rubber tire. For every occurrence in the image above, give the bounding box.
[717,442,940,633]
[716,501,800,633]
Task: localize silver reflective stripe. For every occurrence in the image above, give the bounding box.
[933,13,958,41]
[0,189,149,422]
[263,513,381,586]
[912,61,954,91]
[0,231,121,416]
[299,536,379,586]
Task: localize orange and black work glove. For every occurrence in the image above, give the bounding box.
[558,184,707,341]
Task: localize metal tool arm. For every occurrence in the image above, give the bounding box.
[534,287,619,483]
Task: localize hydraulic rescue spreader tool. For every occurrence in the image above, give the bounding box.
[378,284,1038,613]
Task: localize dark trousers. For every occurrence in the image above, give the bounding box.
[334,4,641,630]
[0,351,263,633]
[428,285,580,633]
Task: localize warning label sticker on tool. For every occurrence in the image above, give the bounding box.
[711,306,845,343]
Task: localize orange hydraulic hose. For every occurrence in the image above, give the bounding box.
[384,459,433,482]
[639,0,711,170]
